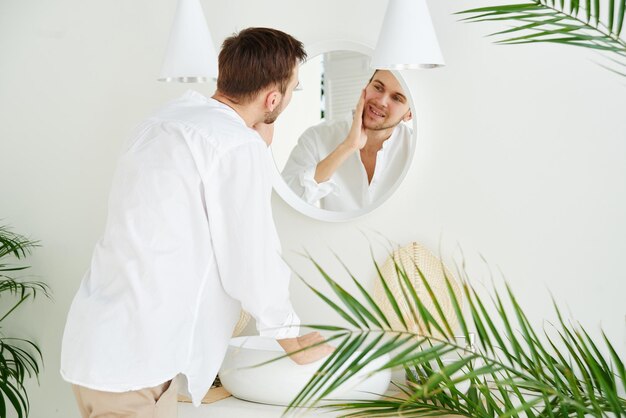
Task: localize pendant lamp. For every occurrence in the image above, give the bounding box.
[158,0,218,82]
[371,0,445,70]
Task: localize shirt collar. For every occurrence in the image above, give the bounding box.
[381,124,403,151]
[182,90,248,127]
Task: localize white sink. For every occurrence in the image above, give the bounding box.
[219,336,391,406]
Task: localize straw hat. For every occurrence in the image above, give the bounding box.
[372,242,463,336]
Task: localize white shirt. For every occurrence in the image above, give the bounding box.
[281,119,412,211]
[60,91,299,406]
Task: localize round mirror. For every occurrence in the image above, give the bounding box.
[271,41,417,221]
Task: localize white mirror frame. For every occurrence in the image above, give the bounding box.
[270,40,418,222]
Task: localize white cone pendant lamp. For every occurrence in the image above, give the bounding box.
[371,0,445,70]
[158,0,218,82]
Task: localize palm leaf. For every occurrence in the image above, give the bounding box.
[280,249,626,417]
[0,339,42,418]
[0,225,38,260]
[333,251,391,329]
[372,256,409,331]
[457,0,626,78]
[0,278,50,301]
[0,225,50,417]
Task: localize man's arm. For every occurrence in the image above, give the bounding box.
[313,90,367,183]
[205,141,298,339]
[206,140,331,364]
[249,125,335,364]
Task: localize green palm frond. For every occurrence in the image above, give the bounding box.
[0,278,49,302]
[0,225,38,260]
[0,338,42,418]
[0,224,50,418]
[285,250,626,417]
[457,0,626,77]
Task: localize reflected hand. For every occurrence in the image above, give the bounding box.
[253,122,274,146]
[277,332,335,365]
[343,90,367,151]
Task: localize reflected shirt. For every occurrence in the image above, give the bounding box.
[281,119,412,211]
[60,91,299,406]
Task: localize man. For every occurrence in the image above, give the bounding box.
[61,27,332,417]
[282,70,413,211]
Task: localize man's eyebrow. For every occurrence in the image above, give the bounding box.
[395,91,407,101]
[372,79,406,100]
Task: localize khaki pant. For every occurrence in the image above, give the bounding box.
[72,379,178,418]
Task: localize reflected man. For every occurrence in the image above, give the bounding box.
[282,70,413,211]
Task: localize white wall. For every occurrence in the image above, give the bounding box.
[1,0,625,416]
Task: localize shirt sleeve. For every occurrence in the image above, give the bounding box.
[204,140,299,339]
[281,128,339,206]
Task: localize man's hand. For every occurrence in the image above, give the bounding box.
[313,90,368,183]
[277,332,335,365]
[253,122,274,146]
[343,90,367,151]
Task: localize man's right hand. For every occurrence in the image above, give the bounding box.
[277,332,335,365]
[343,90,367,151]
[313,90,368,183]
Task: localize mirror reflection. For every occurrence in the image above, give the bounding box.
[272,50,415,214]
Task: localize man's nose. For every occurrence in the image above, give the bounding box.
[376,94,390,107]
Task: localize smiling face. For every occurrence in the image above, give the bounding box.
[362,70,412,131]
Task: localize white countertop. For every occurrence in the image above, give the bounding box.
[179,396,340,417]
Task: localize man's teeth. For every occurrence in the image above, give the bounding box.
[370,106,385,117]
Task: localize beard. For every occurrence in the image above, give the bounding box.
[264,101,283,124]
[362,104,408,131]
[362,114,406,131]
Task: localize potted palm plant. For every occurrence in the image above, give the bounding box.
[282,250,626,417]
[0,225,50,418]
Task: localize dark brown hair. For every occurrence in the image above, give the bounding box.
[217,27,306,104]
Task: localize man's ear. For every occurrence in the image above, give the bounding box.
[403,109,413,122]
[265,90,282,112]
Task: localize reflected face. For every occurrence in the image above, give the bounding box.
[264,66,300,124]
[362,70,411,131]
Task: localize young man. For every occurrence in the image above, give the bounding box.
[282,70,413,211]
[61,27,332,417]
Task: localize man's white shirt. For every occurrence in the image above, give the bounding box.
[61,91,299,406]
[281,119,412,211]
